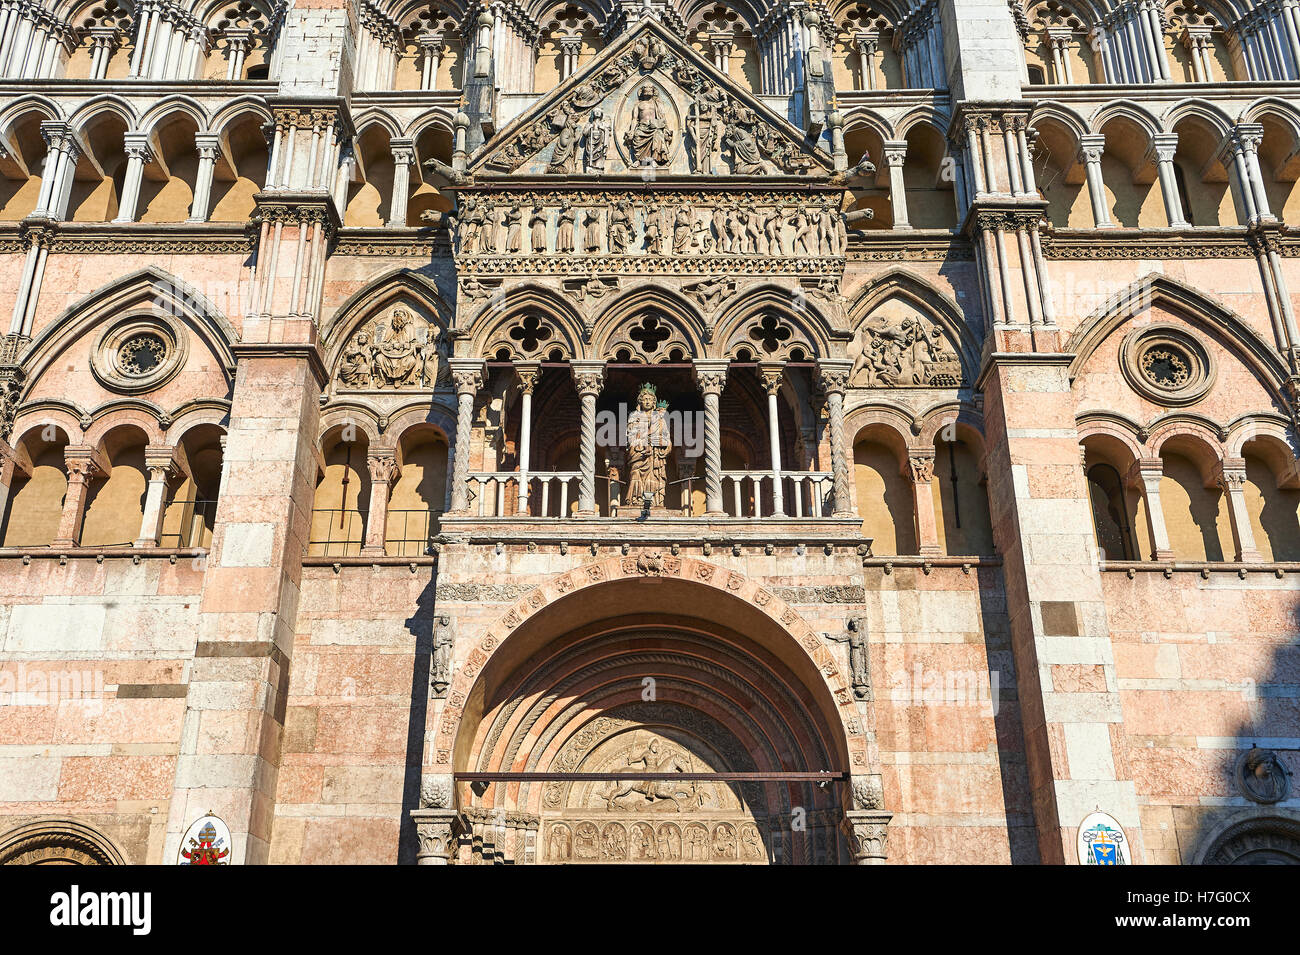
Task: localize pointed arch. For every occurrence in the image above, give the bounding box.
[1064,274,1291,407]
[323,268,452,355]
[467,282,587,361]
[712,285,833,362]
[590,284,707,362]
[847,268,980,385]
[19,267,238,404]
[67,94,139,136]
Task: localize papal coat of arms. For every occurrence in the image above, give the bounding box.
[178,813,232,865]
[1077,811,1131,865]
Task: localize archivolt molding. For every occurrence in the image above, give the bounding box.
[18,267,239,405]
[0,818,127,866]
[1065,275,1292,405]
[434,556,867,775]
[468,283,586,361]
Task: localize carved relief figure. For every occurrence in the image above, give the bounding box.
[624,83,673,166]
[850,313,961,387]
[339,331,373,387]
[548,107,582,173]
[624,384,673,509]
[642,200,664,254]
[601,733,696,810]
[529,200,548,252]
[583,209,602,253]
[792,205,815,255]
[723,104,776,175]
[338,307,444,390]
[764,208,785,255]
[583,107,614,173]
[609,199,632,252]
[504,200,523,253]
[457,196,484,254]
[555,199,577,252]
[672,205,694,253]
[373,306,423,386]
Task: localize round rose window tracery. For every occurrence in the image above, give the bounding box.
[1119,325,1214,407]
[91,315,188,394]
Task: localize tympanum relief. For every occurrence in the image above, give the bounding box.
[541,727,768,865]
[849,303,962,388]
[336,306,448,391]
[478,25,822,179]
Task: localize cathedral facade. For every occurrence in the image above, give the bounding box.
[0,0,1297,866]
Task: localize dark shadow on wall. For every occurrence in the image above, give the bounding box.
[397,568,438,864]
[1185,596,1300,865]
[980,565,1041,864]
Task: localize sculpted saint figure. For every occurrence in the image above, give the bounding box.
[642,200,664,253]
[609,199,632,252]
[373,307,423,386]
[555,199,577,252]
[723,104,776,175]
[673,205,694,254]
[624,84,673,166]
[583,108,614,172]
[339,331,373,388]
[583,209,602,253]
[529,201,547,252]
[625,382,672,508]
[548,107,582,173]
[457,196,484,254]
[504,201,523,252]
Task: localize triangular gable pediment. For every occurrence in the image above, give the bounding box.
[469,18,832,180]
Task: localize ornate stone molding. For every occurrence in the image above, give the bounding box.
[843,809,892,864]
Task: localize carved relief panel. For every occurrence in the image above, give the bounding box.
[335,305,449,392]
[848,298,962,387]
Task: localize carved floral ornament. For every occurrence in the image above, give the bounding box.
[335,305,448,391]
[1119,324,1216,407]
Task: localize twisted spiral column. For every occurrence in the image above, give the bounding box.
[817,360,853,518]
[571,361,605,516]
[694,359,729,516]
[448,359,484,513]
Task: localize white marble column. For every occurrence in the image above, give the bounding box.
[189,133,219,222]
[1216,459,1264,562]
[882,140,910,229]
[1130,458,1175,561]
[388,138,414,227]
[1078,134,1113,228]
[448,359,485,513]
[515,361,539,514]
[135,447,178,547]
[1149,132,1189,228]
[113,133,153,224]
[694,359,728,517]
[759,362,785,517]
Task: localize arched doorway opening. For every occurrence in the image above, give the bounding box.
[446,574,857,865]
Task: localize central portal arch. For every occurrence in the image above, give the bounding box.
[448,567,857,865]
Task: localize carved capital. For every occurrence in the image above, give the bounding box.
[411,808,458,865]
[757,361,785,396]
[367,452,399,485]
[908,452,935,484]
[570,360,606,397]
[816,359,853,396]
[449,358,485,396]
[843,810,892,864]
[693,359,729,396]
